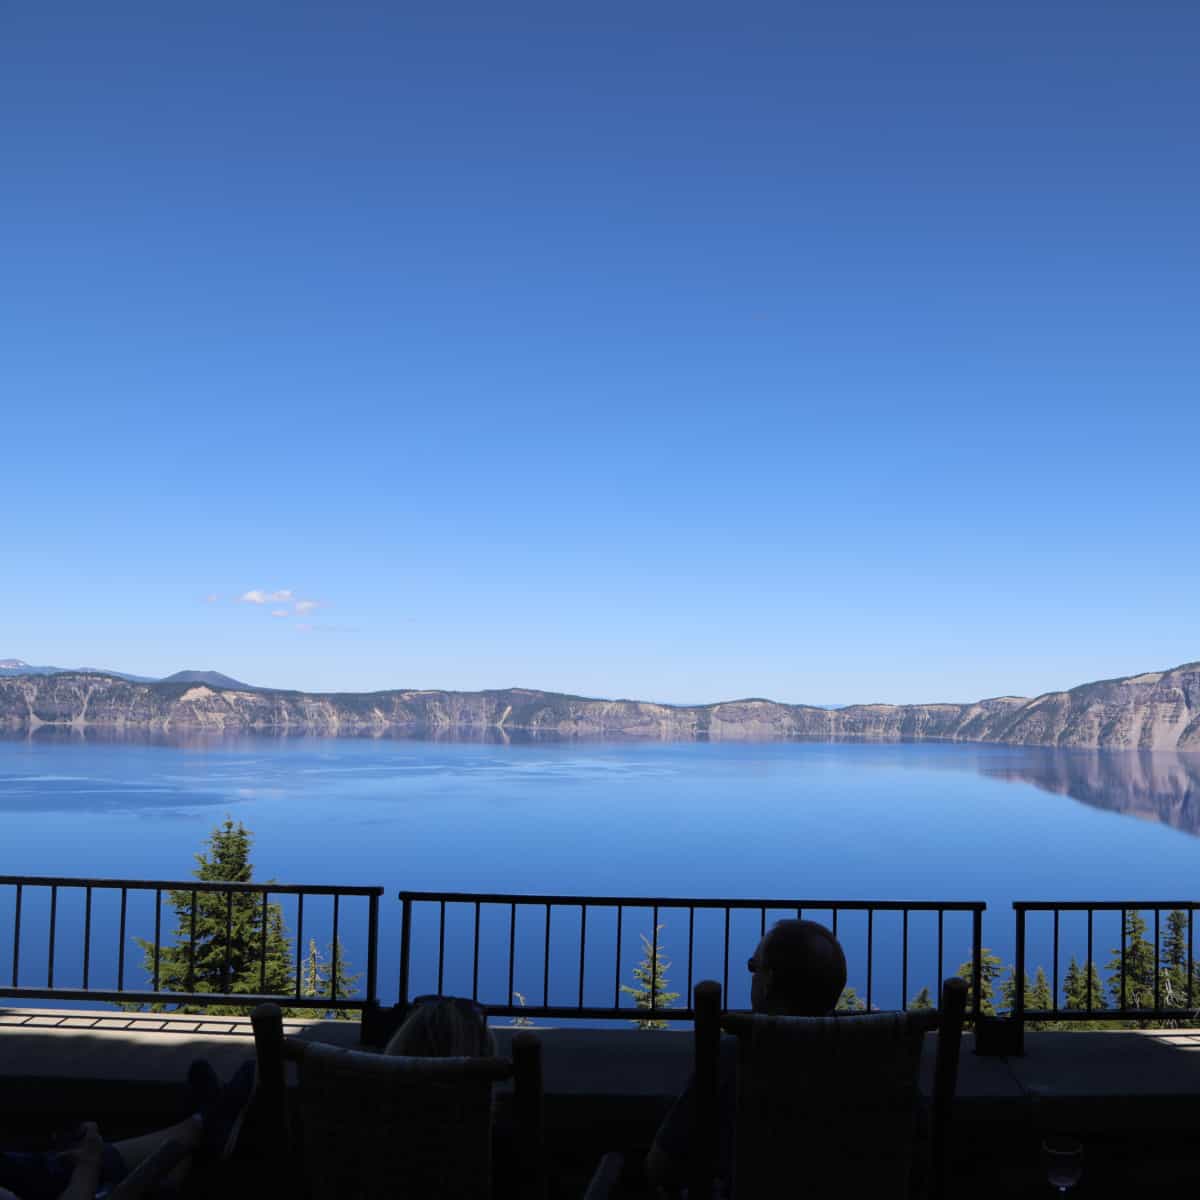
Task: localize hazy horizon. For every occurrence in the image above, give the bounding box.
[5,652,1196,711]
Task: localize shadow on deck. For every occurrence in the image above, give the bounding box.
[4,1009,1200,1195]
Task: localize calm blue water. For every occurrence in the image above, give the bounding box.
[2,735,1198,1019]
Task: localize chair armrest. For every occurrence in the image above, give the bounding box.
[582,1151,624,1200]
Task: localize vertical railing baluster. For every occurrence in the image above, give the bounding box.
[650,904,659,1011]
[189,890,197,994]
[508,902,517,1009]
[153,889,162,993]
[1188,908,1195,1014]
[1052,909,1060,1011]
[686,906,695,1006]
[1014,908,1026,1055]
[260,892,269,993]
[759,907,766,939]
[831,908,838,939]
[612,905,623,1010]
[722,907,730,1002]
[1120,908,1127,1012]
[937,909,944,997]
[901,909,908,1009]
[543,902,551,1008]
[295,893,305,1001]
[117,888,127,991]
[11,883,21,986]
[1086,909,1094,1011]
[1154,908,1161,1012]
[82,887,92,990]
[577,904,586,1009]
[866,908,874,1012]
[437,899,446,996]
[331,893,340,1004]
[397,896,411,1005]
[223,891,233,995]
[47,885,58,988]
[473,901,482,1002]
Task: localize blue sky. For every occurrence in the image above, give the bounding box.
[3,3,1197,705]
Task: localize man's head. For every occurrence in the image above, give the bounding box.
[748,919,847,1015]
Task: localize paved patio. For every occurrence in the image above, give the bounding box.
[4,1009,1200,1193]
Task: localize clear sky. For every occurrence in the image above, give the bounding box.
[3,3,1197,705]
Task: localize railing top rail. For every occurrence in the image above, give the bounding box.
[397,890,985,911]
[1014,900,1200,911]
[0,875,385,897]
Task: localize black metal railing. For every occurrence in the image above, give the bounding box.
[398,890,986,1020]
[1012,901,1200,1052]
[0,875,383,1012]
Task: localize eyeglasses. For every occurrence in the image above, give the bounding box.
[409,995,487,1018]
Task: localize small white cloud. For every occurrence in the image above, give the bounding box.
[295,599,322,614]
[239,589,293,605]
[271,609,289,618]
[204,593,219,604]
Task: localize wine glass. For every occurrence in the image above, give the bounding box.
[1042,1136,1083,1193]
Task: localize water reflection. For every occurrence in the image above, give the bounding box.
[986,749,1200,836]
[3,729,1200,838]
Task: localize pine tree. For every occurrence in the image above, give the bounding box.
[1028,968,1052,1019]
[836,986,864,1012]
[300,936,362,1020]
[1106,910,1157,1018]
[1160,910,1196,1013]
[133,818,294,1015]
[1062,955,1107,1024]
[997,965,1052,1029]
[999,968,1029,1016]
[1062,956,1107,1031]
[620,925,681,1030]
[907,987,933,1011]
[955,948,1003,1017]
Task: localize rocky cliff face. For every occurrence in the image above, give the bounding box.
[1,663,1198,749]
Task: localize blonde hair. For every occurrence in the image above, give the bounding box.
[384,997,496,1058]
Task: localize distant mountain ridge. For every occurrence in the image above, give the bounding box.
[0,659,155,682]
[159,670,255,689]
[0,661,1198,750]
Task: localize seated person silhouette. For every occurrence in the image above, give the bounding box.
[0,1059,254,1200]
[383,994,496,1057]
[646,919,847,1197]
[382,996,519,1198]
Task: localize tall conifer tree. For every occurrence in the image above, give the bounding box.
[956,948,1003,1017]
[134,817,294,1014]
[1106,910,1156,1018]
[621,925,680,1030]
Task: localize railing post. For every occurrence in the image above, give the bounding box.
[1012,905,1026,1056]
[366,891,380,1006]
[971,907,983,1022]
[398,895,412,1006]
[690,980,721,1200]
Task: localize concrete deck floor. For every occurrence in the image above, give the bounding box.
[4,1009,1200,1193]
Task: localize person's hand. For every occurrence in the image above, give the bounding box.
[58,1121,103,1169]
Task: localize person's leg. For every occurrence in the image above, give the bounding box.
[109,1113,202,1174]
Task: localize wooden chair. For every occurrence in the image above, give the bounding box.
[689,975,968,1200]
[251,1003,546,1200]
